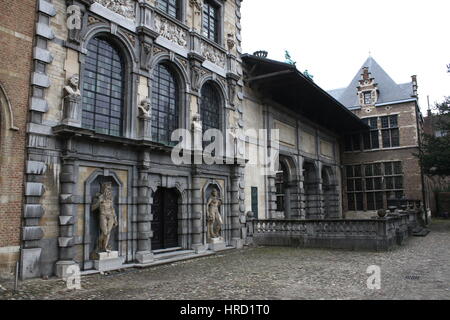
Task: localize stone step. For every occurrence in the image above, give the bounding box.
[412,228,430,237]
[136,251,215,269]
[154,249,196,261]
[152,247,183,255]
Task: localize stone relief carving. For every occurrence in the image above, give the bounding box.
[94,0,135,19]
[207,189,223,241]
[227,33,235,51]
[201,42,226,68]
[189,0,203,12]
[92,182,119,252]
[88,15,102,25]
[154,15,188,48]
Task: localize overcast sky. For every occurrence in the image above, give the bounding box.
[241,0,450,114]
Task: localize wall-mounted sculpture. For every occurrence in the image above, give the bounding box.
[206,189,223,241]
[92,182,118,252]
[62,74,82,126]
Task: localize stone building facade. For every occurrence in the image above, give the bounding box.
[20,0,248,279]
[329,57,429,217]
[0,0,36,274]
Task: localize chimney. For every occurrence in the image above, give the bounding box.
[411,75,418,97]
[427,95,432,117]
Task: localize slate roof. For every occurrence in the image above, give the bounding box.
[329,57,415,109]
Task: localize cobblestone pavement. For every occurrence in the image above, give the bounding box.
[1,220,449,300]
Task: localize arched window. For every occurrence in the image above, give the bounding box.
[200,82,221,133]
[151,63,179,145]
[82,37,125,137]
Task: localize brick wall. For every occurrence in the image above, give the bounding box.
[0,0,36,272]
[342,101,425,213]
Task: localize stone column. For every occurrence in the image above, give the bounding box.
[297,156,306,219]
[135,167,154,263]
[267,175,277,219]
[316,160,325,219]
[230,165,244,249]
[56,157,78,278]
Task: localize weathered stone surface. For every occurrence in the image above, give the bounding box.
[24,205,44,218]
[22,227,44,241]
[20,248,41,280]
[25,182,45,196]
[26,161,47,175]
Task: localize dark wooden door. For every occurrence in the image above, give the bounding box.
[151,188,179,250]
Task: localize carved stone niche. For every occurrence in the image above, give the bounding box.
[87,176,120,263]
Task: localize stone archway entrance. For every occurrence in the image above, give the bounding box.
[151,188,180,250]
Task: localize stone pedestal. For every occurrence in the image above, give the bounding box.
[56,260,78,279]
[192,243,207,254]
[138,116,152,140]
[136,251,154,264]
[94,251,125,272]
[208,238,226,252]
[62,95,81,127]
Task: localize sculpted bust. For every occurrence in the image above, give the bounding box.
[207,189,223,240]
[92,182,118,253]
[64,74,81,98]
[192,113,202,132]
[139,98,151,119]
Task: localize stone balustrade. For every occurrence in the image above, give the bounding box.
[246,212,413,251]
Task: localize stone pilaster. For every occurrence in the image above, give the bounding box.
[191,175,206,253]
[135,167,154,263]
[56,157,78,278]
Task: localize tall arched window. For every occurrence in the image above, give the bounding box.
[82,37,125,137]
[151,63,179,145]
[200,82,221,133]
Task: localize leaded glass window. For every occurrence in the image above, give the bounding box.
[200,82,221,133]
[82,37,124,136]
[381,115,400,148]
[151,64,179,146]
[157,0,180,19]
[202,0,219,42]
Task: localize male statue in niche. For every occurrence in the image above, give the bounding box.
[92,182,118,252]
[207,189,223,240]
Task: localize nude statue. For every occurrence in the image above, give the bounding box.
[207,189,223,240]
[92,182,118,253]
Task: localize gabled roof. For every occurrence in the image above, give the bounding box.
[330,57,415,109]
[242,54,369,133]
